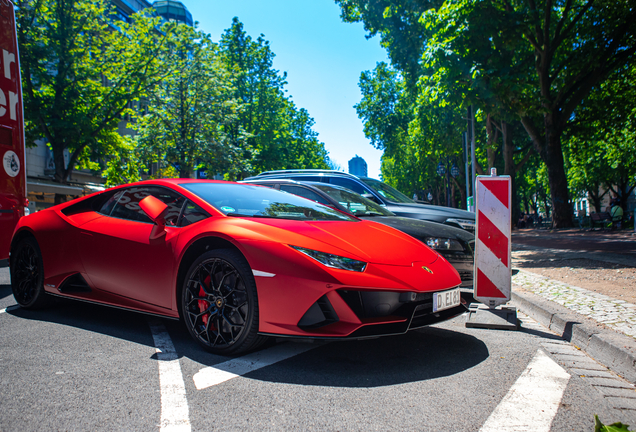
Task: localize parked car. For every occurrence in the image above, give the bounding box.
[243,179,475,300]
[244,170,476,232]
[10,179,468,355]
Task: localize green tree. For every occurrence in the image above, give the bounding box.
[219,18,329,176]
[16,0,170,201]
[135,23,251,180]
[337,0,636,227]
[567,64,636,212]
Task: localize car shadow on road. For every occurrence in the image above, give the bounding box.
[5,296,490,388]
[0,284,13,301]
[4,297,157,347]
[179,325,490,388]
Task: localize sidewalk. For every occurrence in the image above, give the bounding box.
[509,228,636,382]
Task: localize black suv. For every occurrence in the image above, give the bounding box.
[244,170,476,232]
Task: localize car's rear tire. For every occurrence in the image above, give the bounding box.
[11,237,51,309]
[181,249,267,355]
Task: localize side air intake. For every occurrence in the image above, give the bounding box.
[297,295,339,329]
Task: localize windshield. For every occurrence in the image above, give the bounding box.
[360,178,414,204]
[313,184,394,217]
[181,183,357,222]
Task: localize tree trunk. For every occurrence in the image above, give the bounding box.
[544,133,572,228]
[501,122,519,223]
[452,176,466,210]
[485,115,498,170]
[588,189,605,213]
[520,115,571,228]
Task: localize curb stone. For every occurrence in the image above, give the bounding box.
[512,287,636,383]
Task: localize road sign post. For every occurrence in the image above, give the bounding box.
[466,168,518,330]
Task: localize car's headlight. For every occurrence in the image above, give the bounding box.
[425,237,464,251]
[445,218,475,230]
[291,246,367,272]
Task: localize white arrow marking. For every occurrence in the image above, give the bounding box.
[480,349,570,432]
[193,342,317,390]
[148,318,191,432]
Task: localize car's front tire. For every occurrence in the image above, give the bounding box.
[11,237,51,309]
[181,249,266,355]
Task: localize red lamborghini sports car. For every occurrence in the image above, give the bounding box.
[10,179,466,354]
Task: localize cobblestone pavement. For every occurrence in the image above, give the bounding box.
[512,270,636,340]
[511,228,636,343]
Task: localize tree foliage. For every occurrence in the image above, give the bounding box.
[18,5,331,190]
[219,18,329,176]
[567,64,636,211]
[134,23,251,181]
[16,0,170,197]
[337,0,636,226]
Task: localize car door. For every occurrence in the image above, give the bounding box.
[78,186,185,309]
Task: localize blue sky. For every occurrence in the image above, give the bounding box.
[177,0,389,178]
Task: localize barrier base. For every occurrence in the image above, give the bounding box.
[465,303,519,330]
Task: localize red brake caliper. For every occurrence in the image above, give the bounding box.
[198,275,215,329]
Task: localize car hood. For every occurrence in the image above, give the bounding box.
[217,217,440,266]
[359,216,474,243]
[386,202,475,220]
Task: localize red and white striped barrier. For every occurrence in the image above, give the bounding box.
[474,170,511,307]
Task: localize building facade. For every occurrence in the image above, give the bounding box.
[348,155,368,177]
[153,1,193,25]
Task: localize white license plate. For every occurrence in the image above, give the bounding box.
[433,288,461,312]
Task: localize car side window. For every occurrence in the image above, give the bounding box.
[328,177,366,194]
[109,187,186,225]
[179,200,209,227]
[97,190,121,216]
[289,176,324,183]
[280,185,330,205]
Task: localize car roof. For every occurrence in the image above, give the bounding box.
[248,169,375,182]
[242,178,357,194]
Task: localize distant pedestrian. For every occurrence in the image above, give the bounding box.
[610,203,624,230]
[517,212,526,229]
[610,193,621,208]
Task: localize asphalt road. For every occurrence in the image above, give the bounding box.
[1,266,634,431]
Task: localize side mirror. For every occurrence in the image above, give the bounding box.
[140,195,168,224]
[140,195,169,240]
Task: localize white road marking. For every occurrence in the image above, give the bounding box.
[0,305,19,314]
[193,342,317,390]
[480,349,570,432]
[147,318,191,432]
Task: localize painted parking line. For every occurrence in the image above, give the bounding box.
[480,349,570,432]
[0,305,19,314]
[147,318,191,432]
[193,342,318,390]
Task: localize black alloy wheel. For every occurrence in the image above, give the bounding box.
[11,237,50,309]
[181,249,266,355]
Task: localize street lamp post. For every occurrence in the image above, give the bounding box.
[450,164,459,207]
[436,162,446,206]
